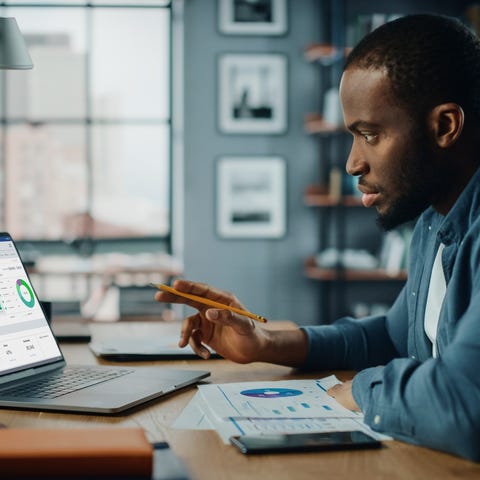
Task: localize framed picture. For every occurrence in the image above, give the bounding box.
[218,53,287,134]
[218,0,288,35]
[216,156,286,238]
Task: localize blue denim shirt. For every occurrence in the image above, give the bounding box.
[301,167,480,461]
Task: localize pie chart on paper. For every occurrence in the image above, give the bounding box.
[240,388,303,398]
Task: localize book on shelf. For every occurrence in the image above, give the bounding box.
[378,227,412,276]
[329,166,343,202]
[304,43,352,65]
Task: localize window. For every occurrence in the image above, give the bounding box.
[0,1,172,242]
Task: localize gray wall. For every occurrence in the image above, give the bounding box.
[183,0,324,325]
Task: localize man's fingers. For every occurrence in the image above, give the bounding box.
[189,329,211,359]
[205,308,255,335]
[154,290,209,311]
[179,314,200,348]
[326,383,343,398]
[173,279,243,308]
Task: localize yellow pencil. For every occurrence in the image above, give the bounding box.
[150,283,267,323]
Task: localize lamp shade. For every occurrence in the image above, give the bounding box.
[0,17,33,69]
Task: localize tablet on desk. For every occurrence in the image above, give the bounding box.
[89,336,219,361]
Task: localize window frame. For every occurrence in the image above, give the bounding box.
[0,0,174,253]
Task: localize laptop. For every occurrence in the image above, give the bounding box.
[0,232,210,414]
[89,336,220,361]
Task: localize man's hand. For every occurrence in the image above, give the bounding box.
[154,279,308,366]
[327,381,361,412]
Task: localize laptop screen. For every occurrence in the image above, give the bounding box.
[0,233,62,376]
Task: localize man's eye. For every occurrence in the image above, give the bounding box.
[361,133,377,143]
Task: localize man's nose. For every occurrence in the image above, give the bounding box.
[345,142,368,177]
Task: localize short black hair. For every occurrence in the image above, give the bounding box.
[345,14,480,122]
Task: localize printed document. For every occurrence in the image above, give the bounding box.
[197,378,359,419]
[173,375,391,443]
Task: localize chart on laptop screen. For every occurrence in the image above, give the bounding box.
[0,235,61,374]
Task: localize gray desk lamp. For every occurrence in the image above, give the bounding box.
[0,17,32,69]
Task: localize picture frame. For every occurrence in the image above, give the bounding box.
[218,53,287,134]
[216,156,286,239]
[218,0,288,36]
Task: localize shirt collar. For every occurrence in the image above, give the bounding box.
[437,166,480,245]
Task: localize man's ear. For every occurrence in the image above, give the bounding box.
[428,103,464,148]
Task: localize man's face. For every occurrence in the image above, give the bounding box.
[339,67,442,230]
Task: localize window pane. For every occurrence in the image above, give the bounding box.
[5,1,85,4]
[5,1,170,4]
[91,8,170,119]
[91,1,170,5]
[4,125,88,240]
[4,7,87,120]
[0,126,5,227]
[91,125,170,237]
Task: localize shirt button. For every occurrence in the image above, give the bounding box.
[412,291,416,296]
[374,415,381,425]
[428,225,432,230]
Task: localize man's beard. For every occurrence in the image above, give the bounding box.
[376,134,449,231]
[376,176,431,231]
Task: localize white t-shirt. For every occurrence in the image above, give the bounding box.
[424,243,447,358]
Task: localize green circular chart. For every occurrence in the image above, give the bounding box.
[16,279,35,308]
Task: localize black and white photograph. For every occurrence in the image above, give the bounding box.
[216,156,286,238]
[218,0,288,35]
[218,53,287,134]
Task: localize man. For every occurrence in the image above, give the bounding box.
[155,15,480,461]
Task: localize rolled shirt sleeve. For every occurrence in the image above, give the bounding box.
[300,285,409,371]
[300,282,480,460]
[352,290,480,461]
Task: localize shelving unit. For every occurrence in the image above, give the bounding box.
[304,257,407,282]
[304,184,362,207]
[303,1,473,323]
[304,113,346,134]
[303,6,408,321]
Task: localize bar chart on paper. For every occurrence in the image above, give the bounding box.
[176,376,391,444]
[197,380,360,419]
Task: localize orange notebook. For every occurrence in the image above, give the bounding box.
[0,427,153,478]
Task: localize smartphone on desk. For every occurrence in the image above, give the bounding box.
[230,431,381,454]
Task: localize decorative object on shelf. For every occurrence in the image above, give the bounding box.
[218,0,288,36]
[218,53,287,134]
[322,87,343,126]
[378,226,413,276]
[304,113,345,134]
[314,248,378,271]
[304,43,351,65]
[304,256,407,282]
[351,301,389,318]
[216,156,286,238]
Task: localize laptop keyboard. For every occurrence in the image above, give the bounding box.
[0,366,134,399]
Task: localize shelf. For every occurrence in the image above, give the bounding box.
[304,257,407,281]
[304,43,352,64]
[304,113,346,134]
[304,184,363,207]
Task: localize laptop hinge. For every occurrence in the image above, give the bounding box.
[0,359,65,387]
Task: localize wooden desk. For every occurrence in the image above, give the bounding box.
[1,321,479,480]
